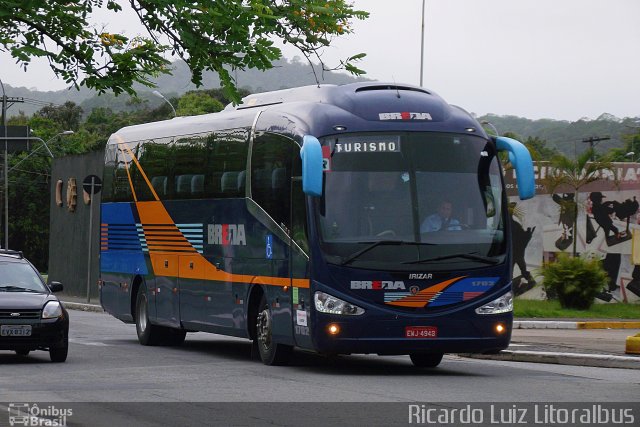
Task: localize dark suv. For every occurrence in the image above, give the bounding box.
[0,250,69,362]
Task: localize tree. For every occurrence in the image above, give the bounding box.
[541,149,616,257]
[177,91,224,116]
[34,101,83,131]
[0,0,369,103]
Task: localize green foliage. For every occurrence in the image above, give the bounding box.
[514,299,640,319]
[479,114,639,159]
[177,91,224,116]
[0,0,369,103]
[541,254,609,310]
[34,101,83,131]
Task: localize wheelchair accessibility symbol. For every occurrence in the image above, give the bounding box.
[266,234,273,259]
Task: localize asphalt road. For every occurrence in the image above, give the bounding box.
[1,311,639,425]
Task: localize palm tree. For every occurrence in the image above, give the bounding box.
[541,148,617,256]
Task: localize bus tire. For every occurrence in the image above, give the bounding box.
[135,285,164,346]
[256,295,292,366]
[409,352,443,368]
[164,329,187,346]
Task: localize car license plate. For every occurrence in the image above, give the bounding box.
[405,326,437,338]
[1,325,32,337]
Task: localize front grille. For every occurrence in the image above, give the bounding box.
[0,310,41,319]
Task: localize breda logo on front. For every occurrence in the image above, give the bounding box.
[350,280,406,290]
[208,223,246,246]
[378,112,433,121]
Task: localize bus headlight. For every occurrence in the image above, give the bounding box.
[314,291,365,316]
[42,301,63,319]
[475,291,513,315]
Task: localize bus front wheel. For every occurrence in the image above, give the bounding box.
[256,295,292,366]
[135,286,164,346]
[409,352,443,368]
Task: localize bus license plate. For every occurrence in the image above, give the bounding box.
[405,326,437,338]
[1,325,32,337]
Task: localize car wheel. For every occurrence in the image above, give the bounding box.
[49,334,68,363]
[135,285,164,346]
[15,349,30,356]
[409,352,443,368]
[256,295,292,366]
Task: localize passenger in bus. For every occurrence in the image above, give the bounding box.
[421,200,462,232]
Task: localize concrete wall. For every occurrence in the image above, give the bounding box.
[506,162,640,303]
[48,150,104,300]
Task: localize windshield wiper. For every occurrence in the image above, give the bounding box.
[0,285,40,293]
[402,252,500,265]
[341,240,427,266]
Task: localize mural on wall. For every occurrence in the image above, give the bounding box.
[505,162,640,303]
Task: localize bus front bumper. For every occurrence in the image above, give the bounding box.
[310,312,512,356]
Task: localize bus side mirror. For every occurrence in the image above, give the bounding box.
[300,135,323,197]
[495,136,535,200]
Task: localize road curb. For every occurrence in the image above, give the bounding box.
[62,301,104,313]
[461,350,640,369]
[514,320,640,330]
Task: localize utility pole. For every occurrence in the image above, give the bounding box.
[419,0,426,87]
[1,78,26,249]
[582,135,611,161]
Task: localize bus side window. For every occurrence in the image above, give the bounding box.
[291,149,309,253]
[137,139,173,201]
[102,144,117,202]
[251,133,295,230]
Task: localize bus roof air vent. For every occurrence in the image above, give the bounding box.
[355,85,431,95]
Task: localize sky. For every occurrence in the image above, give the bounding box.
[1,0,639,121]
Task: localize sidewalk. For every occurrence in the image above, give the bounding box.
[61,294,103,313]
[464,326,640,369]
[59,296,640,369]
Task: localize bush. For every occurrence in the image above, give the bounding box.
[541,253,609,310]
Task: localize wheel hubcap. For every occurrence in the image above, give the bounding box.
[257,308,272,351]
[138,295,147,332]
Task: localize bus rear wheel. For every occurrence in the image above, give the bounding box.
[409,352,443,368]
[256,295,292,366]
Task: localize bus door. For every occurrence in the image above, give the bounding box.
[290,144,312,348]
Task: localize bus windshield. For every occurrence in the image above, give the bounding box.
[317,132,506,268]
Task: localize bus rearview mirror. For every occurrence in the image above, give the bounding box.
[495,136,535,200]
[301,135,323,197]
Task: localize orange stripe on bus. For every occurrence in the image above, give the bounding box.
[136,200,310,289]
[386,277,464,308]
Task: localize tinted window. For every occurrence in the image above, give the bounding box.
[105,129,249,202]
[251,133,298,229]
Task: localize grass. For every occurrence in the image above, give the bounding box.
[514,298,640,319]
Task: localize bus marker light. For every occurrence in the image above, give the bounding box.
[327,324,340,336]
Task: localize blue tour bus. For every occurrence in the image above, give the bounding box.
[99,83,534,366]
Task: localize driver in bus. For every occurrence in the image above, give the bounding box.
[421,200,462,233]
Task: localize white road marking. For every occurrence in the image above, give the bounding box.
[69,338,111,347]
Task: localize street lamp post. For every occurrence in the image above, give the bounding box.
[626,151,637,162]
[481,120,500,137]
[7,131,74,173]
[152,90,177,117]
[2,77,8,249]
